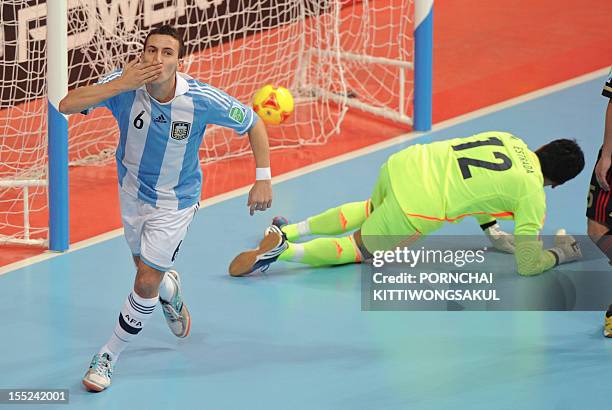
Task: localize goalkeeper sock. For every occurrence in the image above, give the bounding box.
[282,201,370,241]
[596,230,612,264]
[279,235,363,266]
[99,290,157,361]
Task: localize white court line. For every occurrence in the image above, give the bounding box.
[0,66,608,276]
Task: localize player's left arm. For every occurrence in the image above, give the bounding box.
[513,190,581,276]
[246,116,273,216]
[513,223,555,276]
[202,85,274,215]
[511,187,552,276]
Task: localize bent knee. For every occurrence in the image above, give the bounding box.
[587,218,609,242]
[134,263,165,297]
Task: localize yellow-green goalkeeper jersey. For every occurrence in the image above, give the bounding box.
[386,131,555,275]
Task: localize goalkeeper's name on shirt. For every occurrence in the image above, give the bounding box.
[372,289,500,302]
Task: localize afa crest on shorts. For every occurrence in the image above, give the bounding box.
[171,121,191,140]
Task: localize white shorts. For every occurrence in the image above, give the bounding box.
[120,189,199,271]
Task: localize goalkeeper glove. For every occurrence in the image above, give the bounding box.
[548,229,582,265]
[481,221,515,254]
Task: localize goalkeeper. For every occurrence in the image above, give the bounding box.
[229,132,585,276]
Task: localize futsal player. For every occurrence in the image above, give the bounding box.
[229,132,585,277]
[588,69,612,336]
[59,25,273,391]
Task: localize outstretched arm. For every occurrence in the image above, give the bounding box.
[58,60,163,115]
[246,117,273,215]
[59,80,126,115]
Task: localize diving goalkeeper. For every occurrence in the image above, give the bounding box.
[229,132,585,276]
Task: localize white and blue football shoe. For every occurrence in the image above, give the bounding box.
[229,225,288,276]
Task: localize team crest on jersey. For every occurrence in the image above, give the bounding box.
[229,104,246,124]
[171,121,191,140]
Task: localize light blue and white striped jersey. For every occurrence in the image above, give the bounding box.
[87,71,257,209]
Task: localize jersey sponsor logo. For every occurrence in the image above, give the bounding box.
[154,113,168,123]
[229,104,246,124]
[171,121,191,140]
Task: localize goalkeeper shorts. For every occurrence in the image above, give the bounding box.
[361,163,423,252]
[119,188,199,271]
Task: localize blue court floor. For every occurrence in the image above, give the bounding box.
[1,74,611,409]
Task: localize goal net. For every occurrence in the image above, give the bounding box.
[0,0,417,247]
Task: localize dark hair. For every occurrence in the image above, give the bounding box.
[143,25,185,58]
[535,139,584,184]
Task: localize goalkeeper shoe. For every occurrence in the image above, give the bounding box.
[604,306,612,338]
[82,353,114,392]
[160,270,191,338]
[229,225,288,276]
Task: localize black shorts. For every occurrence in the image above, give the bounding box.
[586,149,612,227]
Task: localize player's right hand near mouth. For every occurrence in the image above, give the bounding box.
[118,59,163,90]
